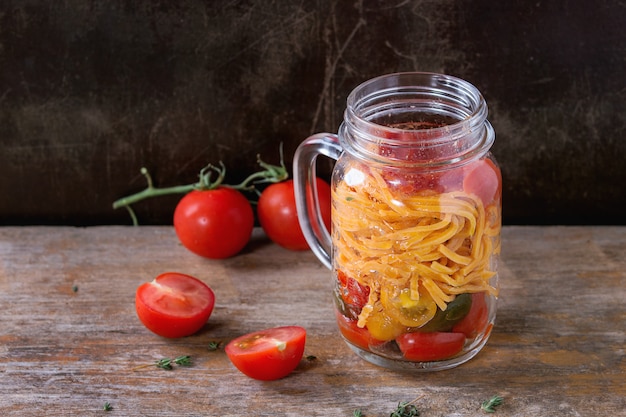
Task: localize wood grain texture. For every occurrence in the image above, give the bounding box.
[0,226,624,416]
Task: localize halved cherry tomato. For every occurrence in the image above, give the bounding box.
[257,178,331,250]
[365,309,407,341]
[135,272,215,338]
[396,331,466,362]
[452,292,489,338]
[336,271,370,312]
[380,286,437,328]
[174,187,254,259]
[462,158,501,206]
[335,309,376,350]
[225,326,306,381]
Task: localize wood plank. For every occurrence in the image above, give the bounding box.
[0,226,624,416]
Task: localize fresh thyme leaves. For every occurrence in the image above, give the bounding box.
[103,402,113,411]
[156,355,192,370]
[353,410,364,417]
[207,341,222,351]
[481,395,504,413]
[132,355,192,371]
[390,400,420,417]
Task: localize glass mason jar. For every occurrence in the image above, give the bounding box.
[293,72,501,371]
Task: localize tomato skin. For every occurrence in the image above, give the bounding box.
[396,332,466,362]
[174,188,254,259]
[336,270,370,313]
[335,310,376,350]
[225,326,306,381]
[452,292,489,338]
[135,272,215,338]
[257,178,331,251]
[462,158,501,206]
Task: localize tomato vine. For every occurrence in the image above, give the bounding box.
[113,147,288,225]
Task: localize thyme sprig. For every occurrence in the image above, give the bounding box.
[481,395,504,413]
[132,355,192,371]
[390,398,420,417]
[155,355,192,370]
[207,341,222,351]
[103,401,113,411]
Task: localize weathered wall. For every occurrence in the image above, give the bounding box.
[1,0,624,225]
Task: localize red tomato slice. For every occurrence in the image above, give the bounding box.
[135,272,215,338]
[335,309,375,350]
[396,332,466,362]
[452,292,489,338]
[337,270,370,311]
[225,326,306,381]
[462,158,501,206]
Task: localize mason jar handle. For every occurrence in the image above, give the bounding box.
[293,133,343,269]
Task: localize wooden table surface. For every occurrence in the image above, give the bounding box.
[0,226,624,416]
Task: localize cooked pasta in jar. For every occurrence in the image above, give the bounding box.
[332,152,501,369]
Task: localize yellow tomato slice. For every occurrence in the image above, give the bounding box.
[380,286,437,328]
[365,309,406,341]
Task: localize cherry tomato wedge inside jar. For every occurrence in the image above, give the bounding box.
[135,272,215,338]
[462,158,501,207]
[335,310,376,351]
[225,326,306,381]
[396,332,466,362]
[452,292,490,338]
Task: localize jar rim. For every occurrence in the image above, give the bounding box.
[341,72,493,168]
[347,72,487,136]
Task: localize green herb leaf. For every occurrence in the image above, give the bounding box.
[481,395,504,413]
[207,341,222,351]
[173,355,192,366]
[155,358,173,370]
[132,355,192,371]
[390,401,420,417]
[103,402,113,411]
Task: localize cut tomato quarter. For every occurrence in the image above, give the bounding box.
[225,326,306,381]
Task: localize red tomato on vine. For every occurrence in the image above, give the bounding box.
[174,188,254,259]
[257,178,331,251]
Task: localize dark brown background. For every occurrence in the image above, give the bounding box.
[1,0,624,226]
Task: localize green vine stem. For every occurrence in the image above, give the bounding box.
[112,146,288,225]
